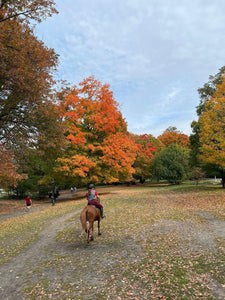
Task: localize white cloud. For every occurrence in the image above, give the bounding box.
[35,0,225,136]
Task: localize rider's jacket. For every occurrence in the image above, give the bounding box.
[87,189,97,201]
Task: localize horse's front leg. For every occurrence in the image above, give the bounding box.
[98,219,101,236]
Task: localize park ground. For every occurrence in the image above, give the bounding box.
[0,183,225,299]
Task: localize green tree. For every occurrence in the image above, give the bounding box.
[152,144,189,184]
[189,167,205,185]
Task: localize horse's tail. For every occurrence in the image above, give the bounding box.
[80,207,88,233]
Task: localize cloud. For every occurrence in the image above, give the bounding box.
[35,0,225,136]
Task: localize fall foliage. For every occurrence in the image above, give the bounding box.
[131,134,158,183]
[0,18,59,148]
[0,1,60,191]
[0,0,58,23]
[190,67,225,168]
[0,145,27,188]
[157,130,190,148]
[199,76,225,186]
[55,76,137,185]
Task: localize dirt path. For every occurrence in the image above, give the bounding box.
[0,209,79,299]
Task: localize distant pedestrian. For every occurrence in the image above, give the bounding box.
[74,187,77,192]
[70,187,74,193]
[49,192,57,206]
[25,196,32,212]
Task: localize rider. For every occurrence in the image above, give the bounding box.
[86,184,105,219]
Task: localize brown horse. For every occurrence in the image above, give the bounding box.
[80,205,101,244]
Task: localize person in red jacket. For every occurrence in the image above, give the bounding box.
[25,196,32,212]
[86,184,105,218]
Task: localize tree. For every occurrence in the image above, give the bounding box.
[0,0,58,23]
[189,167,205,185]
[189,121,201,167]
[0,19,59,150]
[0,144,27,189]
[190,67,225,166]
[157,130,190,148]
[55,77,137,185]
[197,66,225,116]
[163,126,181,133]
[152,144,189,184]
[131,134,158,183]
[199,77,225,187]
[0,1,61,192]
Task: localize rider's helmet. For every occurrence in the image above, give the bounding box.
[89,184,94,189]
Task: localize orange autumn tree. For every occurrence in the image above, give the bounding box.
[0,145,27,189]
[0,0,57,23]
[0,0,61,195]
[130,134,159,183]
[55,76,137,185]
[199,77,225,187]
[157,129,190,148]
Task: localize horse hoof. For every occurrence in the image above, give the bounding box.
[98,233,101,236]
[90,236,94,241]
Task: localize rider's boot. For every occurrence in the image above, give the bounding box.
[100,207,105,219]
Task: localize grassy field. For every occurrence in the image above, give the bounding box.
[0,182,224,299]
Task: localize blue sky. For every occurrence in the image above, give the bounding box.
[35,0,225,137]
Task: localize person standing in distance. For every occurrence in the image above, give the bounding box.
[25,196,32,212]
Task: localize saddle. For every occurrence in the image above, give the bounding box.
[88,204,101,213]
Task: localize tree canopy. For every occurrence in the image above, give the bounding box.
[131,133,158,183]
[0,0,62,193]
[157,130,190,148]
[0,0,58,23]
[0,18,59,149]
[152,144,189,184]
[54,77,137,185]
[190,67,225,188]
[199,76,225,187]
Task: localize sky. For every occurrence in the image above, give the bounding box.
[35,0,225,137]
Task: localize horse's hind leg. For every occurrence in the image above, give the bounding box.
[90,221,94,241]
[98,221,100,235]
[87,229,90,244]
[87,222,91,244]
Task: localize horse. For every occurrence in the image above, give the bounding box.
[80,205,101,244]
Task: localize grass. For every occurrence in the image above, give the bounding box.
[1,182,225,299]
[0,200,84,264]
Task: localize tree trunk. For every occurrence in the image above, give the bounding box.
[222,177,225,188]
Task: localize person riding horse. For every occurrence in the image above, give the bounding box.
[86,184,105,219]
